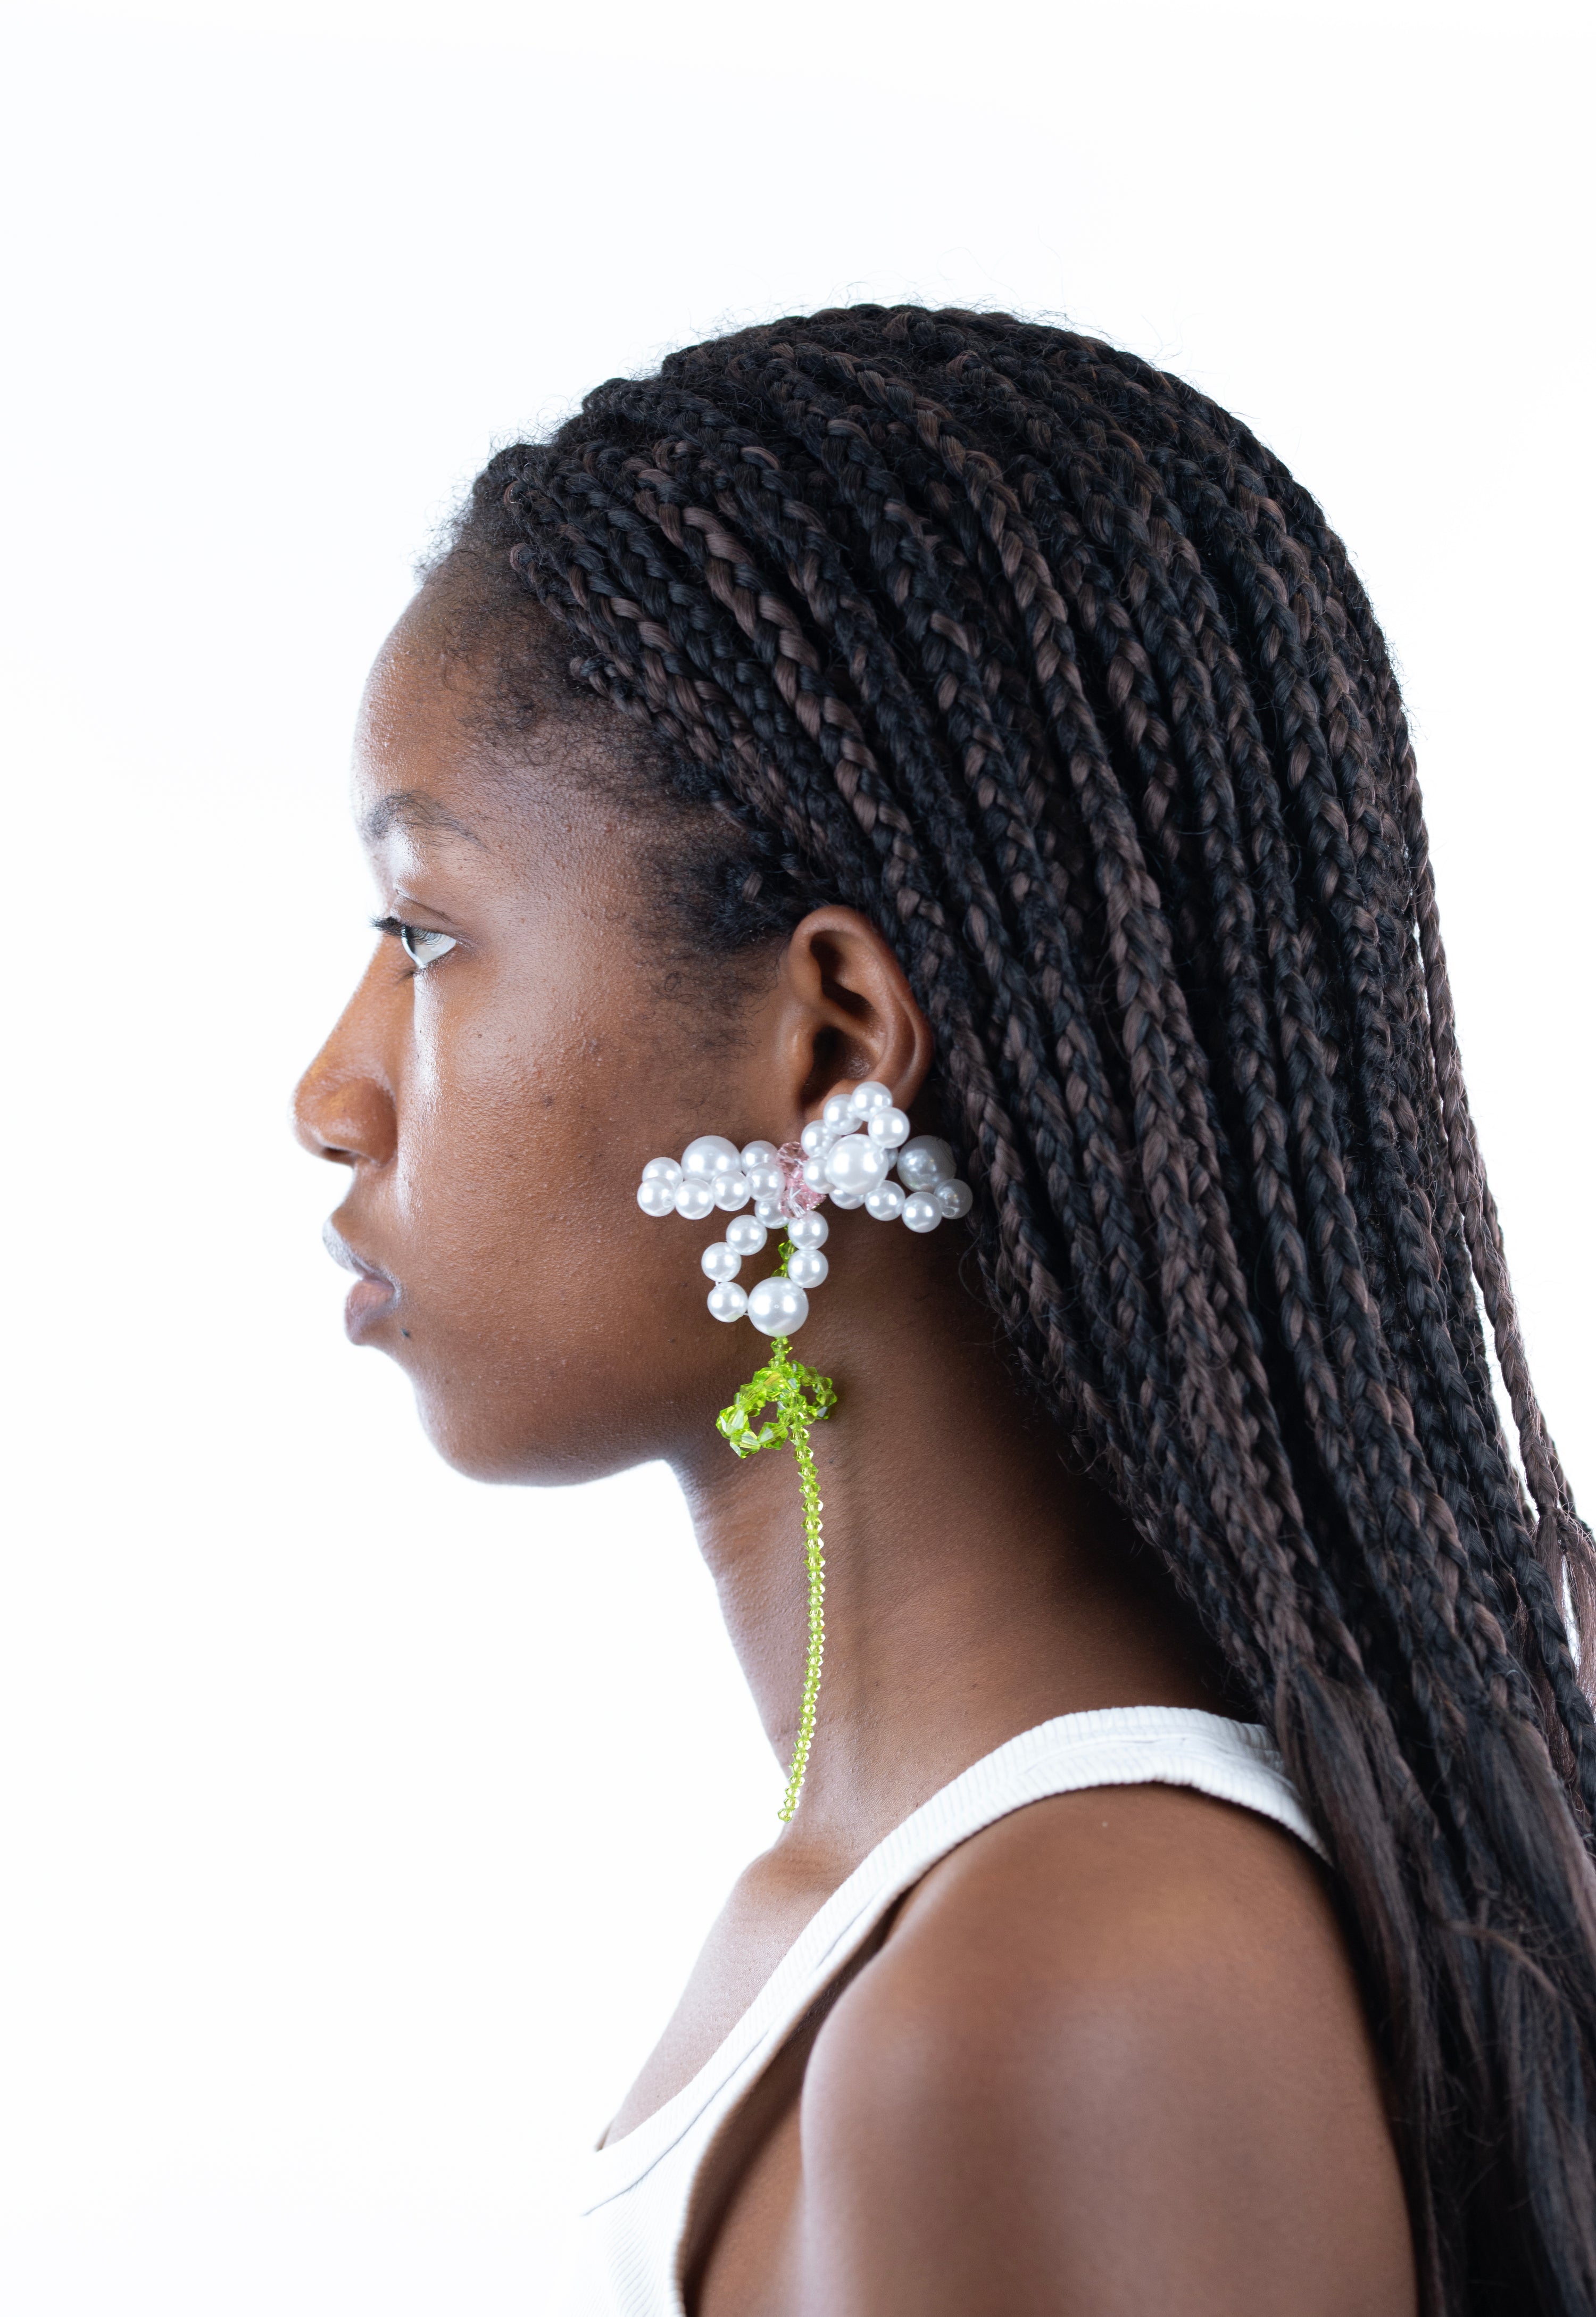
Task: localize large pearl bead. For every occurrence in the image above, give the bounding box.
[821,1091,857,1132]
[681,1133,744,1182]
[747,1275,809,1336]
[936,1178,973,1219]
[895,1135,956,1191]
[902,1190,942,1233]
[641,1156,683,1188]
[825,1134,889,1193]
[741,1140,779,1171]
[637,1178,676,1217]
[701,1241,741,1282]
[788,1211,829,1247]
[712,1172,752,1210]
[865,1180,905,1221]
[674,1178,715,1220]
[707,1281,748,1322]
[787,1248,829,1289]
[848,1079,893,1118]
[868,1106,911,1150]
[725,1213,768,1256]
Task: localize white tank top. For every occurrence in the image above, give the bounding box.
[560,1705,1321,2316]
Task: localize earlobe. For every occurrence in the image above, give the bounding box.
[782,907,936,1116]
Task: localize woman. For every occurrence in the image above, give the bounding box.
[293,306,1596,2316]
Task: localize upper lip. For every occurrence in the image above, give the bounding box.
[322,1217,396,1290]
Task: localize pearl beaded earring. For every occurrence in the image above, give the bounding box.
[636,1081,972,1822]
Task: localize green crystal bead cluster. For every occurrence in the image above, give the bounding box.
[716,1238,837,1823]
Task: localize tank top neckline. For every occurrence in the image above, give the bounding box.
[581,1703,1317,2210]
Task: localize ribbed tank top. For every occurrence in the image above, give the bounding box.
[559,1705,1321,2316]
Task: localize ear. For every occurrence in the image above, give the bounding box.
[762,906,936,1127]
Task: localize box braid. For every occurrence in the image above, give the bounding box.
[431,306,1596,2316]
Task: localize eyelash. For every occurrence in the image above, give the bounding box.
[372,915,459,971]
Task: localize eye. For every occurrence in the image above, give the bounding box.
[398,924,458,969]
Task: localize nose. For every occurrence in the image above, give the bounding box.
[292,1004,398,1169]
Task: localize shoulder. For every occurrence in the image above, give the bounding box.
[799,1784,1415,2316]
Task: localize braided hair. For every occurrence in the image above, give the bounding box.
[431,306,1596,2316]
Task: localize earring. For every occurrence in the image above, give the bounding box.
[635,1081,972,1821]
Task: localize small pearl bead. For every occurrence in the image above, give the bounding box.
[824,1135,889,1193]
[848,1079,893,1117]
[801,1157,828,1191]
[680,1134,744,1183]
[740,1140,779,1171]
[725,1213,768,1256]
[788,1211,829,1247]
[936,1178,973,1219]
[747,1276,810,1336]
[707,1281,748,1322]
[701,1241,742,1281]
[787,1248,829,1289]
[868,1107,911,1150]
[675,1178,715,1219]
[637,1179,676,1217]
[901,1190,942,1233]
[864,1180,905,1221]
[895,1135,955,1191]
[828,1187,866,1209]
[747,1163,785,1197]
[754,1195,785,1226]
[821,1091,856,1131]
[800,1119,836,1159]
[641,1156,683,1187]
[712,1172,751,1210]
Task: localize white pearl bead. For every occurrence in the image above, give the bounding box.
[675,1178,715,1219]
[641,1156,683,1188]
[800,1119,837,1159]
[747,1275,809,1336]
[821,1092,856,1132]
[787,1211,829,1247]
[864,1180,905,1221]
[712,1172,752,1210]
[828,1187,866,1209]
[895,1135,956,1191]
[868,1107,911,1150]
[740,1140,779,1171]
[701,1241,742,1281]
[747,1164,785,1198]
[681,1133,744,1182]
[902,1190,942,1233]
[725,1213,768,1256]
[801,1157,828,1191]
[637,1179,676,1217]
[787,1248,829,1289]
[936,1178,973,1219]
[754,1195,786,1225]
[824,1134,889,1193]
[848,1079,893,1117]
[707,1281,748,1322]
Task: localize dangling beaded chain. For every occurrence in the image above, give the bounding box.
[716,1237,837,1822]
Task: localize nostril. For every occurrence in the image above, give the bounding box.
[291,1058,396,1167]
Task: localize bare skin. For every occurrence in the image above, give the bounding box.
[294,591,1417,2314]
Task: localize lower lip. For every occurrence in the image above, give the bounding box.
[344,1274,398,1340]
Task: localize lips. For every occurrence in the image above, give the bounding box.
[323,1217,400,1341]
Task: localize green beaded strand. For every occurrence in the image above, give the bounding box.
[715,1237,837,1823]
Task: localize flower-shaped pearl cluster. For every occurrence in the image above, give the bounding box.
[635,1079,972,1338]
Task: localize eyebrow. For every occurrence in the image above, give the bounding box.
[360,789,484,845]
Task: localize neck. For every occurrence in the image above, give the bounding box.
[671,1250,1225,1879]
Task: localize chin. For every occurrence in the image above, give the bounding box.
[409,1376,651,1490]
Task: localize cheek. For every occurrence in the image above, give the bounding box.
[384,970,732,1473]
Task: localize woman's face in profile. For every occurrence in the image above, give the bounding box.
[292,595,783,1485]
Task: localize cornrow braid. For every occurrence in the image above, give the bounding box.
[434,306,1596,2317]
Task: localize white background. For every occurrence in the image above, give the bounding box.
[2,0,1592,2307]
